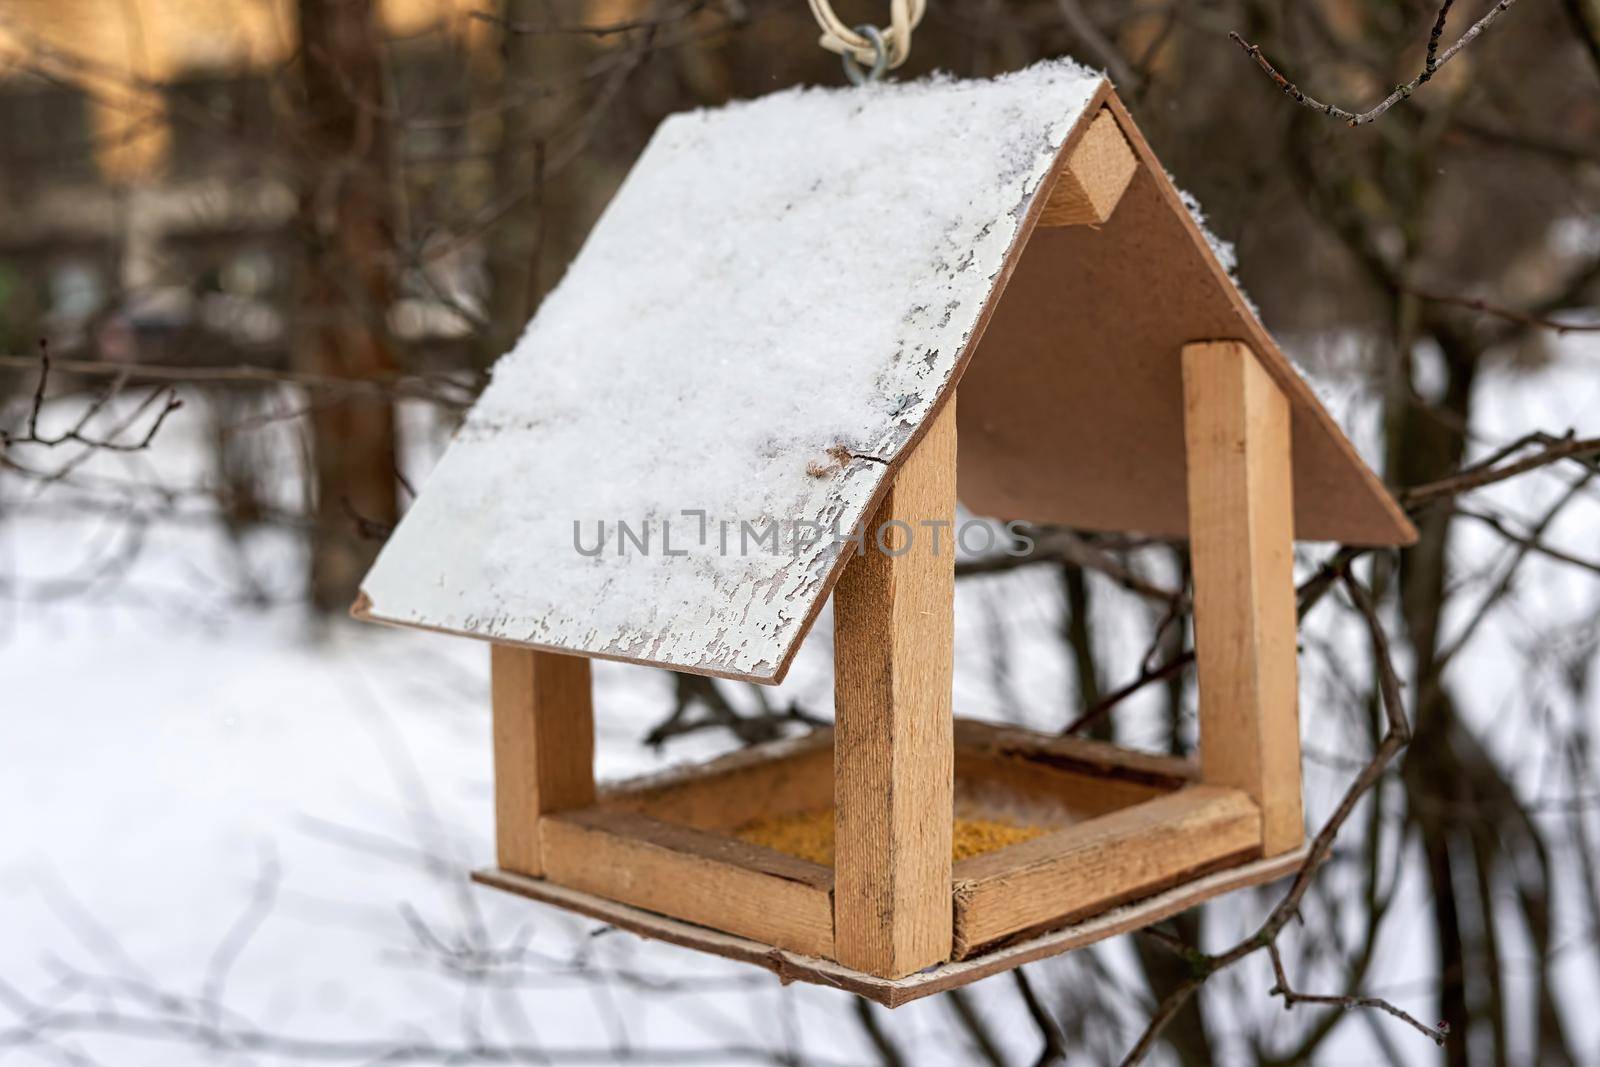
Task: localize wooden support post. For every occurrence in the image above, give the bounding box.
[1039,108,1138,227]
[1181,342,1303,856]
[832,397,958,978]
[490,645,595,876]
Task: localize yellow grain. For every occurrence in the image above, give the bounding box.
[735,809,1044,866]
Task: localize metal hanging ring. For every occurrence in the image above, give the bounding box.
[810,0,925,70]
[841,24,889,86]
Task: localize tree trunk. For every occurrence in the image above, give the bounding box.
[294,0,399,612]
[478,0,594,367]
[1059,560,1106,739]
[1390,322,1488,1066]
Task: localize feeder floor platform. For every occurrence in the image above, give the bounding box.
[476,720,1309,995]
[473,844,1309,1007]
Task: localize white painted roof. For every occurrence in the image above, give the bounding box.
[359,60,1105,681]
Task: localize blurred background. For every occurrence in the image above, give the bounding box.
[2,1,1599,1064]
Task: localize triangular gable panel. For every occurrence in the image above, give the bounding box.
[957,91,1416,545]
[358,61,1415,684]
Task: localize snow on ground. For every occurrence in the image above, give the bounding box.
[2,336,1598,1065]
[0,392,1070,1066]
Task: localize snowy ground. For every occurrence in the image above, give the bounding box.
[2,336,1598,1065]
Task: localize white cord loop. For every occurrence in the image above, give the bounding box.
[808,0,926,72]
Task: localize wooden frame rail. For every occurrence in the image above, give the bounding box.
[540,808,835,957]
[951,784,1260,958]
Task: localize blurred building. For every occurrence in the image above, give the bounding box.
[0,0,488,366]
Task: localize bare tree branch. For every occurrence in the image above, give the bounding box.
[0,348,184,487]
[1116,570,1439,1063]
[1266,942,1449,1047]
[1400,432,1600,508]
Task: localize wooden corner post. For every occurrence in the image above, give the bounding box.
[1181,342,1303,856]
[833,397,958,978]
[490,645,595,876]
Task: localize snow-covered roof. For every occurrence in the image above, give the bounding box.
[357,59,1414,683]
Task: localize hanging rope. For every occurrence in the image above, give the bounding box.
[808,0,927,76]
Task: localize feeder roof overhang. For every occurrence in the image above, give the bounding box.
[356,59,1416,684]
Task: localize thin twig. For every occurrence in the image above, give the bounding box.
[1267,943,1449,1047]
[0,348,185,482]
[1456,507,1600,577]
[1063,650,1193,736]
[1012,968,1066,1067]
[1403,286,1600,334]
[1229,1,1524,127]
[1053,0,1138,90]
[0,353,477,408]
[1117,977,1205,1067]
[959,526,1183,605]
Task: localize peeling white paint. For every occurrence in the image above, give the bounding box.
[360,60,1104,681]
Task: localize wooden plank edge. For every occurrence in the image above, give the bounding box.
[598,727,833,803]
[540,809,834,958]
[548,808,834,890]
[953,719,1196,788]
[600,720,1193,828]
[472,843,1310,1008]
[951,845,1256,960]
[949,784,1262,957]
[599,719,1196,830]
[600,718,1193,807]
[348,602,802,685]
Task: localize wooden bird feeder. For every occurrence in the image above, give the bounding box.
[354,61,1416,1005]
